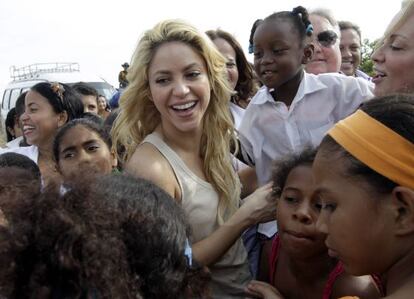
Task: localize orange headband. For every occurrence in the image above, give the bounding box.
[328,110,414,189]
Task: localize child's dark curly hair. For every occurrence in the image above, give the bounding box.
[0,171,210,299]
[0,169,138,299]
[93,174,211,299]
[271,147,317,198]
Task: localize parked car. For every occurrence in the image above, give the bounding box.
[1,63,115,122]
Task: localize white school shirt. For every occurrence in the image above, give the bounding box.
[0,145,39,164]
[239,72,373,237]
[230,102,246,130]
[239,72,374,187]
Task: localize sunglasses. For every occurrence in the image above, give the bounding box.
[316,30,338,47]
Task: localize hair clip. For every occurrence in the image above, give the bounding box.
[248,43,254,54]
[50,82,65,100]
[184,238,192,267]
[306,24,314,36]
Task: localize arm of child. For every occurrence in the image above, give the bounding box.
[245,280,285,299]
[239,166,258,198]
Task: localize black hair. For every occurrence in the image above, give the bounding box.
[82,111,104,125]
[53,118,112,163]
[338,20,362,43]
[93,174,209,299]
[72,82,99,101]
[15,91,27,117]
[5,108,18,142]
[248,19,263,54]
[319,94,414,194]
[103,108,120,131]
[30,82,84,122]
[271,147,317,198]
[0,169,136,299]
[254,6,313,47]
[0,152,41,181]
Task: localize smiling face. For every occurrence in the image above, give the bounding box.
[372,13,414,96]
[57,125,117,181]
[212,37,239,91]
[148,41,211,135]
[306,14,341,74]
[340,28,361,76]
[98,96,107,112]
[253,19,305,90]
[20,90,64,147]
[276,164,328,259]
[313,148,396,275]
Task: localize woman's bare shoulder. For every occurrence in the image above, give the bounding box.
[125,143,179,199]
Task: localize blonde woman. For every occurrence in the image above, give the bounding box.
[112,20,275,298]
[372,0,414,96]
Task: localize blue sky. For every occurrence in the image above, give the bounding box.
[0,0,402,91]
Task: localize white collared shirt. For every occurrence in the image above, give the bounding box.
[239,71,374,186]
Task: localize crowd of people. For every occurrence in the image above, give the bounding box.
[0,1,414,298]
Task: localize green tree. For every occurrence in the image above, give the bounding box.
[360,38,378,77]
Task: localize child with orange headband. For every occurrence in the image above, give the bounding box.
[313,94,414,298]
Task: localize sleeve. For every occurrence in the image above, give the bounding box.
[333,76,374,122]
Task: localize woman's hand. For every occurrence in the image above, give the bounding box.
[240,183,276,225]
[245,280,284,299]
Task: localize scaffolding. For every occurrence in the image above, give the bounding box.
[9,63,80,81]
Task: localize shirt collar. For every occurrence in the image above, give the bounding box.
[252,72,327,106]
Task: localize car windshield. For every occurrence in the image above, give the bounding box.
[86,82,115,100]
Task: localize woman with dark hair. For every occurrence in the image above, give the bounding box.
[206,29,258,129]
[0,82,83,186]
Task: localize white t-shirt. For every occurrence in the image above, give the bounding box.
[230,102,246,130]
[0,145,39,164]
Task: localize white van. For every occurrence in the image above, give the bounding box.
[1,62,115,121]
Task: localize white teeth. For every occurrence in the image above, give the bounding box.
[23,125,35,131]
[172,101,196,110]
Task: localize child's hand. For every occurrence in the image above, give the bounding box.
[245,280,284,299]
[240,183,276,224]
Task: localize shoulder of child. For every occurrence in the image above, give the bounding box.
[125,143,178,199]
[332,274,381,299]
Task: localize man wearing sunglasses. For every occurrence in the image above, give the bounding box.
[306,9,342,75]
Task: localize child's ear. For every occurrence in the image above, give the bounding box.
[391,186,414,236]
[302,43,314,64]
[57,111,68,128]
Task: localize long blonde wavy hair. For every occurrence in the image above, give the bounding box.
[111,19,240,223]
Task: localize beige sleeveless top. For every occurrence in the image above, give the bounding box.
[143,132,251,298]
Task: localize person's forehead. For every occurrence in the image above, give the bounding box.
[310,14,337,33]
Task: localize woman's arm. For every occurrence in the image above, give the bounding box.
[192,183,274,265]
[126,145,276,266]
